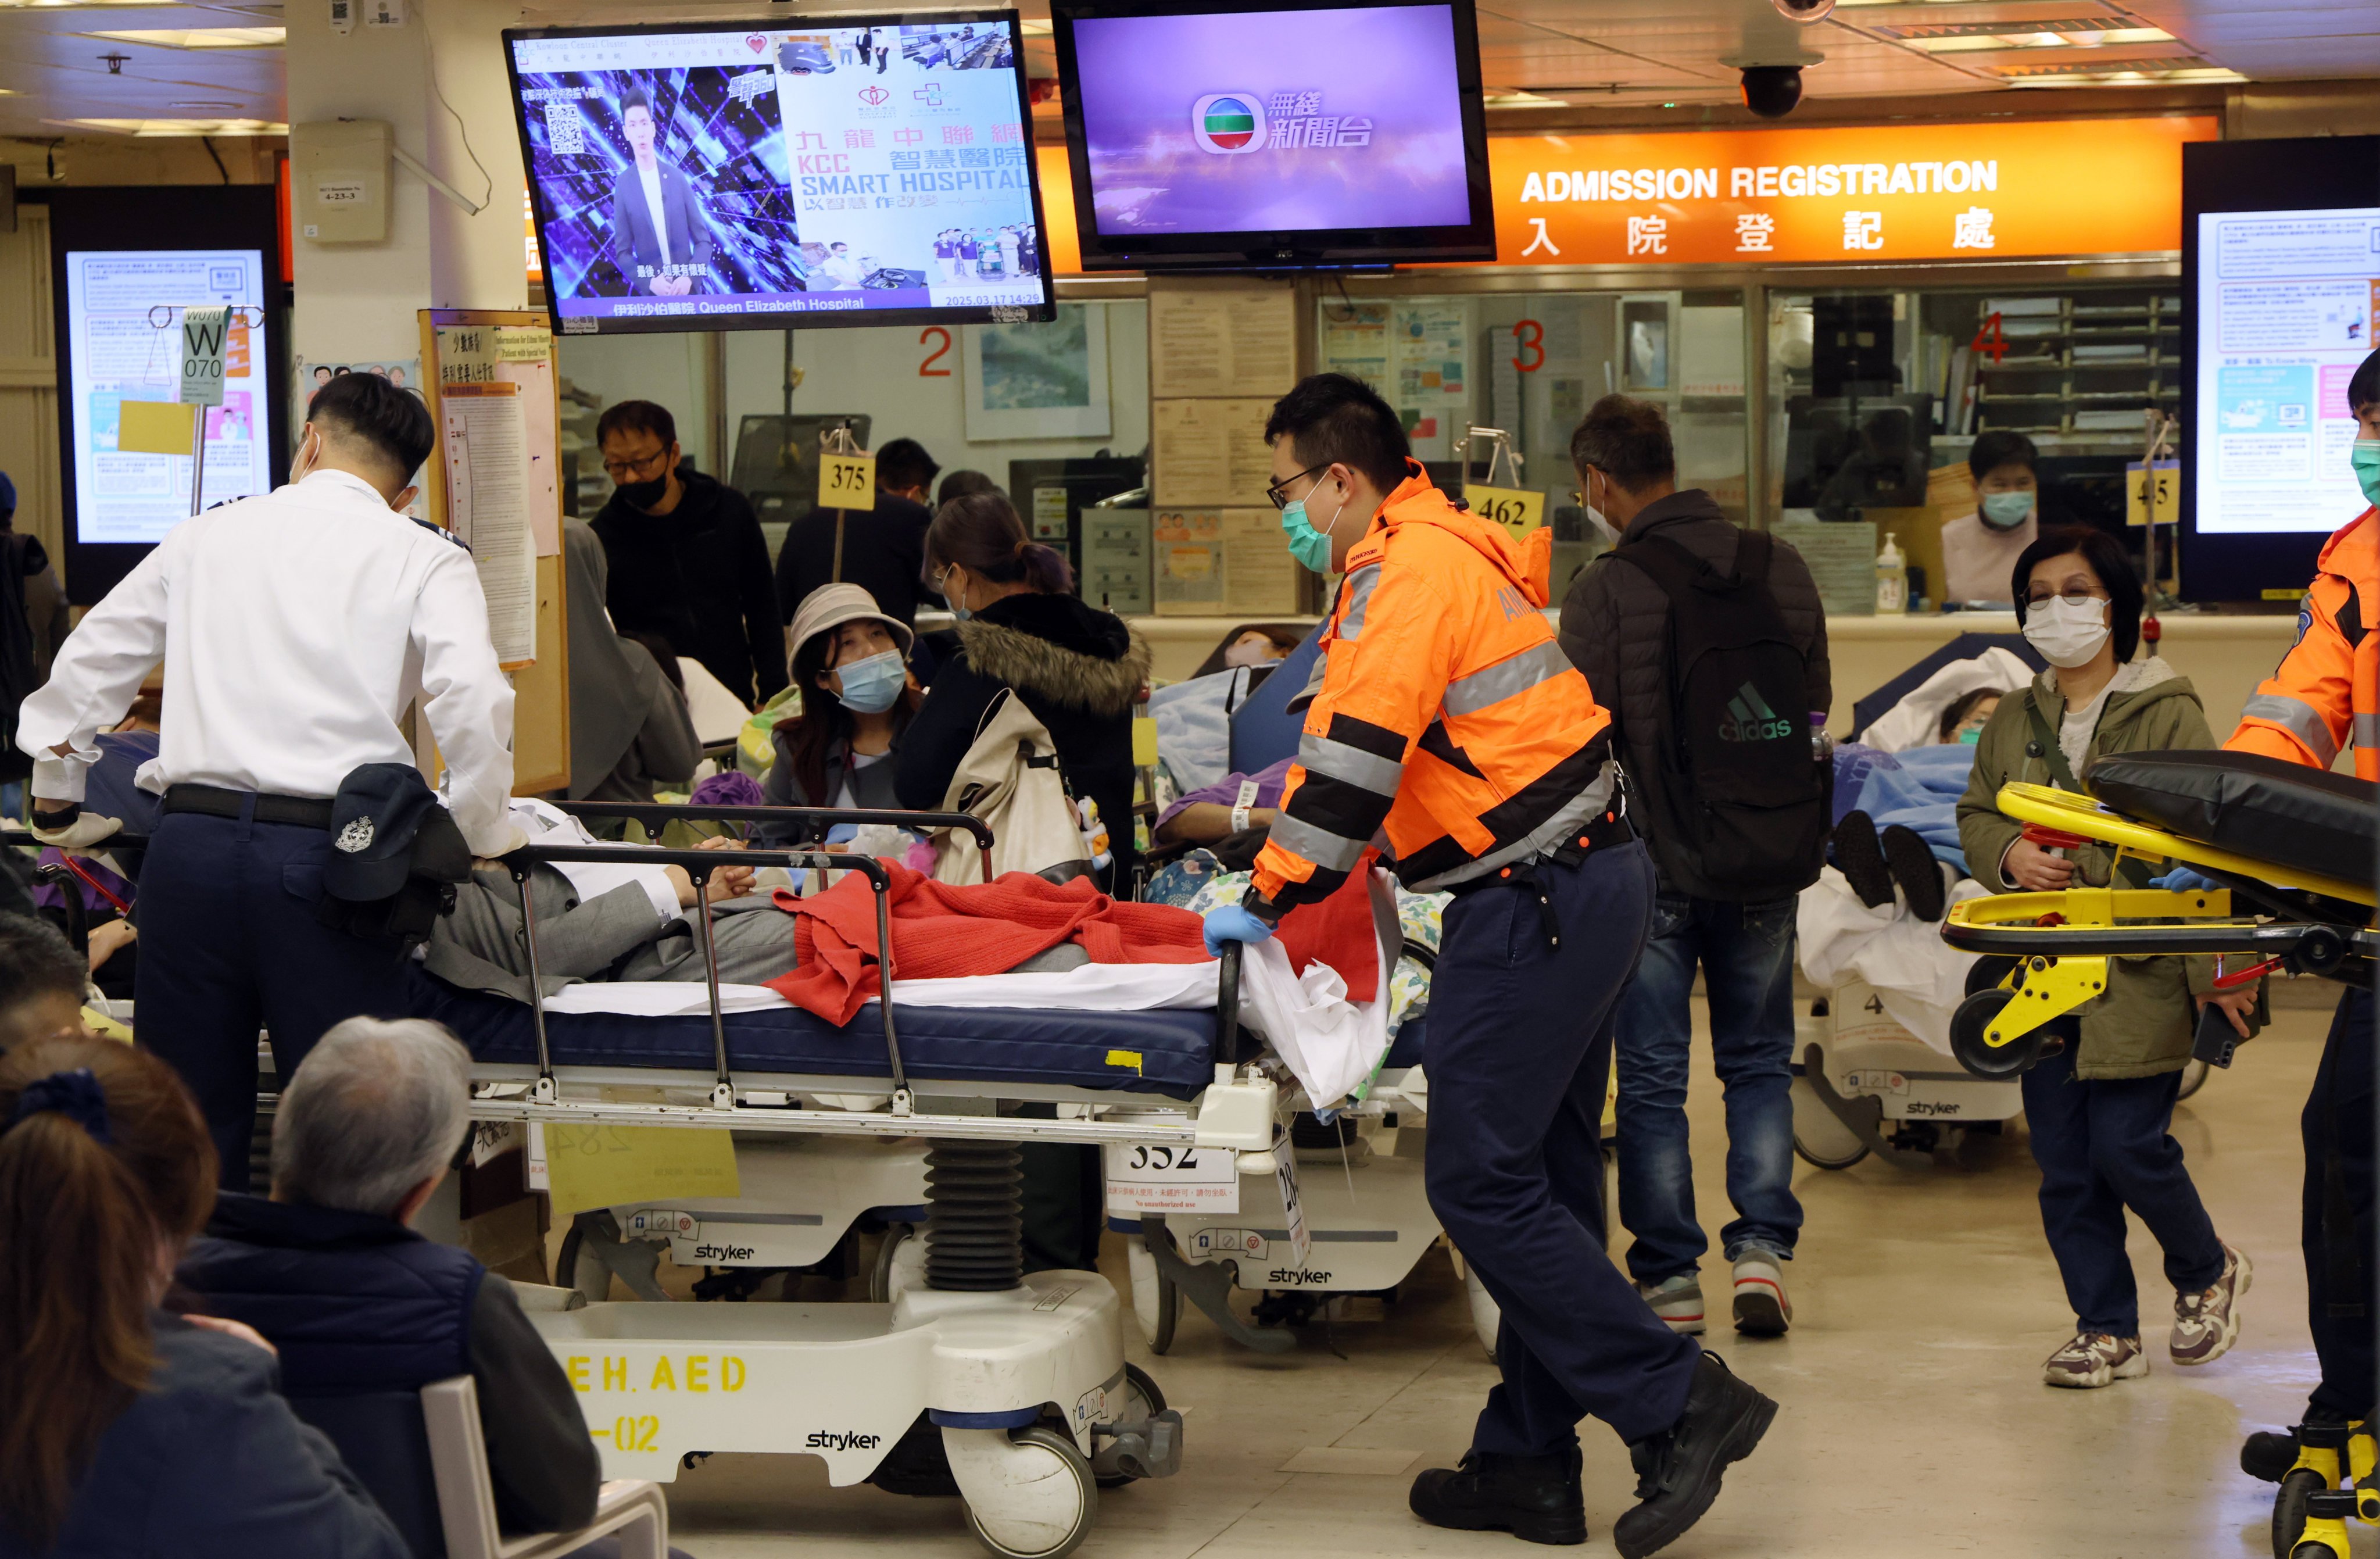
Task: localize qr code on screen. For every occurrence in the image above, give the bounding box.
[545,101,585,154]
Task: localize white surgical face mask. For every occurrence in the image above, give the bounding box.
[1581,471,1623,546]
[2023,594,2112,670]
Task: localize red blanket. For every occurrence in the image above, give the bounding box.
[764,862,1378,1024]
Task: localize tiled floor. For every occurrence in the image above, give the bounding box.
[649,995,2361,1559]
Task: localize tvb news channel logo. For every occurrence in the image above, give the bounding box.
[1190,94,1266,155]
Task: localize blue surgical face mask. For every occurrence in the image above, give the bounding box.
[2353,438,2380,509]
[1979,489,2035,531]
[832,649,906,714]
[1280,478,1347,575]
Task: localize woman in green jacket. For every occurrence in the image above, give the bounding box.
[1956,525,2260,1390]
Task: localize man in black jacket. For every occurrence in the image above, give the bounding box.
[1557,394,1831,1343]
[591,399,785,706]
[774,435,942,630]
[177,1017,601,1539]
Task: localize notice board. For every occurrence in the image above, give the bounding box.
[419,309,570,795]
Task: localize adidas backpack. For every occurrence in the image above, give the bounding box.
[1609,528,1828,902]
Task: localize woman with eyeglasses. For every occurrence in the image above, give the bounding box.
[1955,524,2261,1392]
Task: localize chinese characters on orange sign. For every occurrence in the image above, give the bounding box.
[1488,116,2216,266]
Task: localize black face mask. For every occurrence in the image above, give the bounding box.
[615,473,669,511]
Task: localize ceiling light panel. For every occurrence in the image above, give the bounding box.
[79,25,284,47]
[46,115,285,133]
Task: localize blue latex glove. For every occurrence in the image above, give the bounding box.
[1202,903,1276,957]
[2152,866,2218,892]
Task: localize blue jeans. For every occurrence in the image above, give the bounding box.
[2021,1039,2222,1337]
[1613,892,1803,1283]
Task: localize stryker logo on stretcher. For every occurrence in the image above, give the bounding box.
[806,1431,885,1451]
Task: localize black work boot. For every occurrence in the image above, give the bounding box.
[1409,1444,1587,1546]
[1612,1352,1777,1559]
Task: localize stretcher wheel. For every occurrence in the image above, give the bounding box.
[1950,989,2042,1079]
[2290,1545,2348,1559]
[869,1222,914,1304]
[962,1426,1097,1559]
[2274,1467,2324,1558]
[1096,1364,1166,1488]
[1790,1070,1871,1170]
[1966,955,2022,999]
[556,1224,606,1304]
[1149,1270,1179,1356]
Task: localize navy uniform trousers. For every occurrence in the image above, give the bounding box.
[138,804,414,1186]
[2305,985,2377,1422]
[1424,835,1703,1453]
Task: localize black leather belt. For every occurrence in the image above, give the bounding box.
[163,783,334,830]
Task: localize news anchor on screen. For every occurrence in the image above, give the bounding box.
[610,82,712,297]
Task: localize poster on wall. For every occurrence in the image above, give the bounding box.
[962,303,1110,442]
[62,249,273,545]
[2192,205,2380,538]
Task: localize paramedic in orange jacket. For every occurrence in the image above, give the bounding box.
[2226,348,2380,1475]
[1200,376,1775,1557]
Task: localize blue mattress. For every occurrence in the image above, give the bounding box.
[408,967,1219,1101]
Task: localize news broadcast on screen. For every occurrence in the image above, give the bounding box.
[505,10,1052,334]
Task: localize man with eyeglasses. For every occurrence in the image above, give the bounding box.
[1203,373,1776,1558]
[588,399,785,707]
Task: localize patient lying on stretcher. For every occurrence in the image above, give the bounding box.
[420,800,1087,1003]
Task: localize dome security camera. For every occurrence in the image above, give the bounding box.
[1739,64,1804,119]
[1772,0,1835,19]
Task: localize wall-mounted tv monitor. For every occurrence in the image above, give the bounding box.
[2180,135,2380,602]
[1050,0,1494,271]
[504,10,1054,335]
[46,185,289,603]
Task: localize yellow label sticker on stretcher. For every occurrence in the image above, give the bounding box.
[541,1124,741,1219]
[1105,1049,1144,1074]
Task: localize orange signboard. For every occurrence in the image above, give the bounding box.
[1488,115,2216,267]
[1030,115,2215,275]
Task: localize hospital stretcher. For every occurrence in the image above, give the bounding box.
[1937,752,2375,1559]
[445,798,1390,1559]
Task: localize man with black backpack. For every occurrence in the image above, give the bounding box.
[1558,394,1832,1340]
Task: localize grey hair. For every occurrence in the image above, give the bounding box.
[271,1017,474,1217]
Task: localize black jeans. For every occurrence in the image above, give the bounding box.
[2020,1040,2223,1338]
[2304,985,2376,1422]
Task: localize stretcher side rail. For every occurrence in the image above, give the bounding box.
[498,840,897,1111]
[553,798,997,884]
[478,831,1257,1150]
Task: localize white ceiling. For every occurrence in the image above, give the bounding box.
[0,0,2372,144]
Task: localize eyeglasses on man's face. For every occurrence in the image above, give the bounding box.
[602,445,670,481]
[1264,463,1328,512]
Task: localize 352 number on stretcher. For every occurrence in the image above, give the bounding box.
[1105,1142,1239,1214]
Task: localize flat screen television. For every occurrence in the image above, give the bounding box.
[504,11,1054,335]
[1050,0,1494,271]
[2180,135,2380,601]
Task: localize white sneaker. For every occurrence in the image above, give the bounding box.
[1637,1273,1706,1335]
[1731,1252,1791,1336]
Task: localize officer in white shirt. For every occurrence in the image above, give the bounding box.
[17,373,520,1182]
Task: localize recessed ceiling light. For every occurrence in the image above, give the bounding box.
[171,99,242,110]
[81,26,284,48]
[46,116,287,135]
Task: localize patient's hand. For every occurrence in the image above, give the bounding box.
[663,860,756,908]
[2003,838,2075,892]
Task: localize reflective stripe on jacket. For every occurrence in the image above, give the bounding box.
[2226,507,2379,780]
[1251,464,1616,911]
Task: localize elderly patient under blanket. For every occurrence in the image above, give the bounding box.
[424,801,1385,1083]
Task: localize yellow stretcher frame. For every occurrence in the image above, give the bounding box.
[1939,783,2377,1067]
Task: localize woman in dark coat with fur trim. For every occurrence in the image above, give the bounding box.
[895,491,1151,1277]
[896,492,1151,895]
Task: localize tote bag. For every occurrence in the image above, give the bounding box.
[929,688,1093,885]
